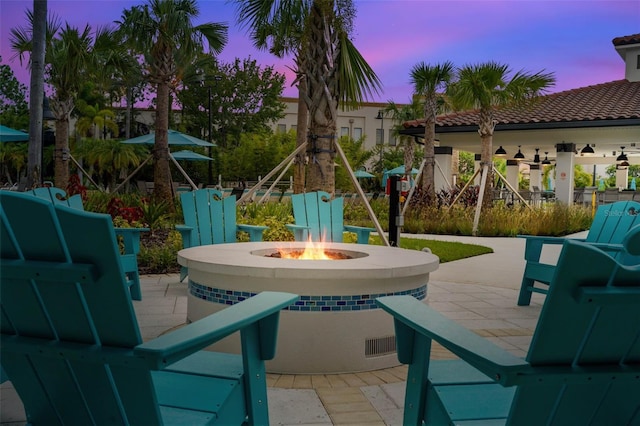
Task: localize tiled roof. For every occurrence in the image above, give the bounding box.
[403,79,640,131]
[613,33,640,46]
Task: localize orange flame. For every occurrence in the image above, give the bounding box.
[278,237,331,260]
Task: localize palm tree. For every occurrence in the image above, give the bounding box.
[11,16,118,188]
[409,61,454,202]
[447,62,555,207]
[231,0,382,194]
[116,0,228,204]
[385,98,423,189]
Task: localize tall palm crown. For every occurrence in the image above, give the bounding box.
[231,0,381,193]
[410,61,454,201]
[447,61,555,207]
[117,0,228,204]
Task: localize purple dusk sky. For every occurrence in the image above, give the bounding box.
[0,0,638,104]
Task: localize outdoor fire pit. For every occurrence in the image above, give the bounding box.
[178,241,439,374]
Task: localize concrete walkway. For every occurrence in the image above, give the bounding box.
[1,233,568,425]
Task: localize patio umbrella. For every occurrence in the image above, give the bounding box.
[0,125,29,142]
[354,169,374,178]
[170,150,212,161]
[386,165,419,175]
[631,177,637,191]
[382,166,419,188]
[121,129,215,147]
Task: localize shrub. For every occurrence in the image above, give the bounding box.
[138,230,182,274]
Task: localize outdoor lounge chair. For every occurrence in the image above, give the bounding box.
[176,189,267,281]
[27,186,149,301]
[286,191,374,244]
[376,229,640,425]
[517,200,640,305]
[0,191,297,425]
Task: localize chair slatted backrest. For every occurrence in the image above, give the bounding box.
[508,241,640,425]
[181,189,237,245]
[584,200,640,243]
[0,192,161,424]
[31,187,84,210]
[291,191,344,242]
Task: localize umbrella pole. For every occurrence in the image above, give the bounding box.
[238,142,307,204]
[259,158,294,204]
[169,155,198,190]
[114,155,153,193]
[334,140,390,247]
[69,154,103,192]
[401,158,426,216]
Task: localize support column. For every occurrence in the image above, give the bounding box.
[529,164,542,190]
[555,143,575,204]
[474,154,481,185]
[506,159,520,192]
[434,147,453,191]
[616,166,629,189]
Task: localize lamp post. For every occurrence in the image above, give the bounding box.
[208,85,212,185]
[376,110,385,171]
[208,75,222,186]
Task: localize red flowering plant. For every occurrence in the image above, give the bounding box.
[66,174,87,201]
[107,197,145,227]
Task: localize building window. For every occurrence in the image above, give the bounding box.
[277,124,286,133]
[340,127,349,137]
[637,54,640,69]
[388,130,396,147]
[376,128,384,145]
[353,127,363,140]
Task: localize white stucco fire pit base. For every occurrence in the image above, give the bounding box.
[178,242,439,374]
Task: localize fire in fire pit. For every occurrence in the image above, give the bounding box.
[270,240,352,260]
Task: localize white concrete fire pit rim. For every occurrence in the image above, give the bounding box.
[178,241,439,280]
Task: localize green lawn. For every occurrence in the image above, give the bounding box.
[369,236,493,263]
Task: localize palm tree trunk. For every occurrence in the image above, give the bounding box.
[304,1,337,194]
[306,122,335,193]
[153,81,173,207]
[294,83,308,194]
[26,0,47,189]
[423,116,437,201]
[54,117,70,188]
[480,133,494,207]
[479,110,495,208]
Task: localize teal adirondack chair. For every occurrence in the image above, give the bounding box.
[176,189,268,282]
[286,191,374,244]
[0,191,297,425]
[27,186,149,301]
[376,232,640,425]
[517,200,640,305]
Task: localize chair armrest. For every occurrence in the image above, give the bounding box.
[285,224,310,241]
[135,291,298,369]
[114,227,149,255]
[517,235,586,262]
[175,224,194,248]
[376,295,530,387]
[237,224,268,242]
[343,225,375,244]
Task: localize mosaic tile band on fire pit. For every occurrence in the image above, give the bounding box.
[179,241,439,374]
[190,283,427,311]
